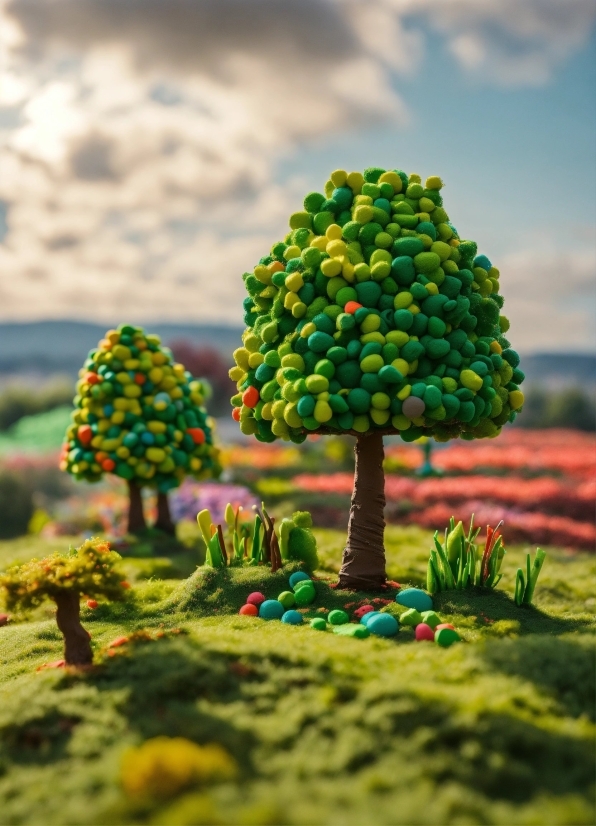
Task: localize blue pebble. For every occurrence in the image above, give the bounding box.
[281,610,303,625]
[141,432,155,445]
[360,611,382,627]
[289,572,311,588]
[474,254,492,271]
[259,600,285,620]
[396,588,433,613]
[367,613,399,638]
[103,405,114,416]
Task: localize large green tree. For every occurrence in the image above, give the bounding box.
[231,167,525,589]
[61,324,220,535]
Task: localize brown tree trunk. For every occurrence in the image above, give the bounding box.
[338,431,387,590]
[154,491,176,536]
[127,480,147,534]
[55,591,92,666]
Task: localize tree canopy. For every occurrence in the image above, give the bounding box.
[61,324,221,492]
[0,537,127,611]
[230,168,524,444]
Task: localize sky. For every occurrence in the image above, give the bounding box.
[0,0,594,353]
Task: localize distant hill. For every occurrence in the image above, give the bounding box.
[0,321,593,387]
[0,320,243,376]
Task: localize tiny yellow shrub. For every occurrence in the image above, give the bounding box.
[121,737,237,800]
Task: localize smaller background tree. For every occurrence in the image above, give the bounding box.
[0,538,128,666]
[60,324,221,535]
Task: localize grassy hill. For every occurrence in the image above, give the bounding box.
[0,528,594,825]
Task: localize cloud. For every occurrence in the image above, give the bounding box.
[0,0,594,334]
[500,248,596,352]
[400,0,596,85]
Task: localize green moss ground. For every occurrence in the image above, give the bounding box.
[0,528,594,825]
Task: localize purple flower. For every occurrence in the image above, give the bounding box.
[170,481,258,524]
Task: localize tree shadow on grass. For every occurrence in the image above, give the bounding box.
[434,587,593,637]
[481,635,596,721]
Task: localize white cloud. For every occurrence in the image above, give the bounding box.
[500,248,596,352]
[0,0,594,334]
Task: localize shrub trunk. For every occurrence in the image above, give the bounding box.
[55,591,93,666]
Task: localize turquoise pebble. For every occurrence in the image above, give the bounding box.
[282,610,303,625]
[396,588,433,612]
[289,572,311,588]
[367,613,399,638]
[259,600,285,620]
[360,611,382,627]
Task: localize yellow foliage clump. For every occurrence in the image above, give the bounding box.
[121,737,237,800]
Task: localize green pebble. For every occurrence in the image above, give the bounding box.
[421,611,441,630]
[328,609,349,625]
[294,584,316,606]
[310,618,327,631]
[393,237,424,258]
[414,252,441,274]
[360,354,384,373]
[278,591,296,609]
[400,608,423,626]
[313,211,334,234]
[355,281,382,307]
[336,360,362,388]
[327,346,348,365]
[304,192,325,213]
[333,624,370,639]
[336,287,358,307]
[435,628,461,647]
[347,387,371,414]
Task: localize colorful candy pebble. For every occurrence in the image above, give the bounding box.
[396,588,433,612]
[242,386,260,408]
[400,608,423,626]
[367,613,399,638]
[420,611,441,630]
[327,609,349,626]
[344,301,363,314]
[310,618,327,631]
[333,624,370,639]
[415,623,435,642]
[435,628,461,647]
[289,572,311,589]
[360,611,382,626]
[258,600,285,620]
[353,605,374,619]
[294,584,316,606]
[239,604,259,616]
[436,623,455,631]
[278,591,296,609]
[282,610,303,625]
[246,592,266,606]
[187,427,205,444]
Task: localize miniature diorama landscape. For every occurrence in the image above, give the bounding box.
[0,168,595,826]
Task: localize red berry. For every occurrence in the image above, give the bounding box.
[86,599,98,609]
[246,592,266,606]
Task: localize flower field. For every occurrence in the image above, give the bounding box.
[2,428,594,551]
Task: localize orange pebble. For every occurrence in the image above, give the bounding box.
[187,427,205,444]
[86,599,98,609]
[101,459,116,471]
[95,451,108,462]
[436,623,455,631]
[134,372,146,385]
[232,407,241,422]
[242,386,260,408]
[78,424,93,444]
[344,301,363,314]
[239,604,258,616]
[269,261,285,273]
[85,372,101,385]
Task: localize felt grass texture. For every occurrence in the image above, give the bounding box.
[0,529,594,826]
